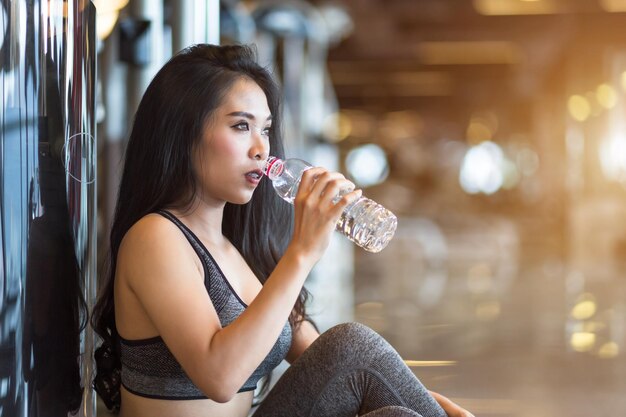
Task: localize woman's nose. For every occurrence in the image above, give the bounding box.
[251,137,269,161]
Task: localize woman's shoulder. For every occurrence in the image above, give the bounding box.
[117,212,201,287]
[119,212,187,256]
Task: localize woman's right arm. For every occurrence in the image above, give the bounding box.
[118,168,360,402]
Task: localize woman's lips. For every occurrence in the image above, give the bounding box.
[245,170,263,185]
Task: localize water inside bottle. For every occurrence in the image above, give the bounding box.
[336,197,397,253]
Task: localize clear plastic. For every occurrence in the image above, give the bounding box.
[264,157,397,252]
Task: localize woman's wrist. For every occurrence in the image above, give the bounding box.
[283,243,318,274]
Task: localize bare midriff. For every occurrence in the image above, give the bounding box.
[119,385,255,417]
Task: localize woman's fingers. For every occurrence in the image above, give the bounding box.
[429,391,475,417]
[295,169,358,220]
[329,188,362,216]
[298,167,325,195]
[290,167,362,259]
[299,168,355,203]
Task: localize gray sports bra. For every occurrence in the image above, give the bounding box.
[119,210,292,400]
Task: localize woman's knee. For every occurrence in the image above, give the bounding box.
[323,322,380,345]
[314,322,391,363]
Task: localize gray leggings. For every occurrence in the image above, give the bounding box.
[252,322,448,417]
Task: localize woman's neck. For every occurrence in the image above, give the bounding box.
[170,197,226,246]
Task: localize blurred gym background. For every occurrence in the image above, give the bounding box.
[2,1,626,416]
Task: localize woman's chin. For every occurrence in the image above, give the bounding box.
[229,193,254,205]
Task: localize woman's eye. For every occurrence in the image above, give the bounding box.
[233,122,249,131]
[261,127,271,137]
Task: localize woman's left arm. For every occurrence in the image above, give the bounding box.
[429,391,475,417]
[286,319,319,364]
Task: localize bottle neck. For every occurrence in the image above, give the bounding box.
[264,156,284,180]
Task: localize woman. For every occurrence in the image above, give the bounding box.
[92,44,473,417]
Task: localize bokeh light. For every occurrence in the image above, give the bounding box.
[322,111,353,143]
[568,95,591,122]
[460,141,506,194]
[570,293,597,320]
[570,331,596,352]
[599,134,626,183]
[345,143,389,187]
[596,83,618,109]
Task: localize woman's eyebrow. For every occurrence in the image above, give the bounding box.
[226,111,272,121]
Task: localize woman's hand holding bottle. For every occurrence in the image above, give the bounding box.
[265,156,397,253]
[287,167,362,265]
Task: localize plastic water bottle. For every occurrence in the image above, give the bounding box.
[264,156,397,253]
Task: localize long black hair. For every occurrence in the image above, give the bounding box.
[91,44,310,409]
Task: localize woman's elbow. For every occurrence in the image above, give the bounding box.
[208,389,236,404]
[201,378,241,403]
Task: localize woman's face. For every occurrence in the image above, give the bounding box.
[194,77,272,206]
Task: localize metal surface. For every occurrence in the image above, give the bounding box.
[171,0,221,54]
[0,1,97,416]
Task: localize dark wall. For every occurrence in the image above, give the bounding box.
[0,1,97,416]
